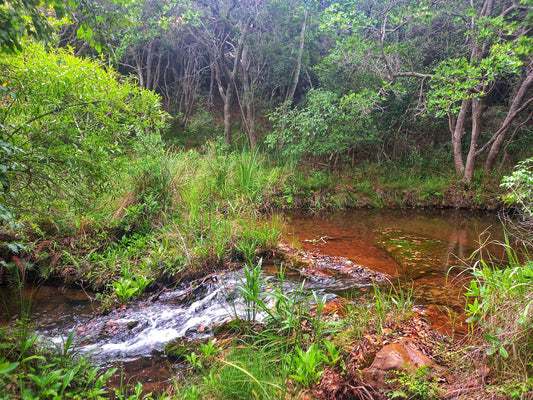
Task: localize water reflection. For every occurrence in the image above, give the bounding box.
[282,208,506,308]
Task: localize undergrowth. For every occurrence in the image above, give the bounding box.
[1,143,286,306]
[463,240,533,399]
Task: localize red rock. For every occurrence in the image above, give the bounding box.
[361,339,445,390]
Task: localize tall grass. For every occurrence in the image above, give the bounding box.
[340,281,415,342]
[1,143,289,303]
[464,240,533,398]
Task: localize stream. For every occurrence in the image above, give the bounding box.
[0,209,507,393]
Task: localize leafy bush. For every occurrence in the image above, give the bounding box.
[501,157,533,247]
[266,89,381,162]
[501,157,533,216]
[0,42,166,222]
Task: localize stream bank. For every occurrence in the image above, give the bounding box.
[1,208,515,399]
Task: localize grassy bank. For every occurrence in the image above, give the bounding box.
[1,145,506,303]
[272,161,502,210]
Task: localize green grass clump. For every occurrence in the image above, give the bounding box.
[464,242,533,399]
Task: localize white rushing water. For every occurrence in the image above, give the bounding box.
[39,269,306,361]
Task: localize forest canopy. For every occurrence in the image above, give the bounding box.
[1,0,532,184]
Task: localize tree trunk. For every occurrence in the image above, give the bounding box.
[195,16,251,145]
[223,85,234,145]
[240,46,256,149]
[464,96,484,182]
[208,62,215,110]
[222,20,251,145]
[484,70,533,173]
[133,50,144,89]
[451,98,471,176]
[144,39,155,90]
[285,10,307,104]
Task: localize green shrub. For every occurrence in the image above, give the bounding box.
[266,89,381,162]
[0,42,166,225]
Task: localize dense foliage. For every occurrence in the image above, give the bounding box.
[0,43,166,220]
[0,0,68,52]
[266,89,381,163]
[47,0,531,182]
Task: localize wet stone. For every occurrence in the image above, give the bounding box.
[278,242,389,290]
[361,339,445,390]
[127,320,140,330]
[299,251,388,288]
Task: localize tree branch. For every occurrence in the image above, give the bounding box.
[9,101,105,139]
[475,96,533,157]
[393,71,434,79]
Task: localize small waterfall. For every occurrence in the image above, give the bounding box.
[40,269,307,361]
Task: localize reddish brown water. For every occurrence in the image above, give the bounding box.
[283,209,505,271]
[0,209,508,394]
[281,209,507,319]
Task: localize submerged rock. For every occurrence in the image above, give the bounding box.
[276,241,388,290]
[375,228,473,309]
[375,229,463,280]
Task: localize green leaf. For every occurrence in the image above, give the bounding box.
[483,333,499,344]
[0,361,19,374]
[54,4,66,19]
[499,347,509,358]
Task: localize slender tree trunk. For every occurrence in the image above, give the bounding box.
[208,62,215,110]
[222,20,251,145]
[162,54,171,111]
[279,10,308,133]
[153,51,162,92]
[145,40,154,90]
[240,47,256,149]
[223,85,234,145]
[451,98,471,176]
[133,50,144,89]
[285,10,307,104]
[448,0,498,180]
[484,70,533,173]
[464,97,484,182]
